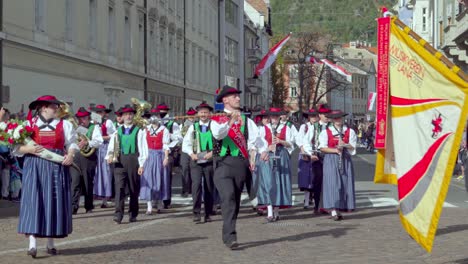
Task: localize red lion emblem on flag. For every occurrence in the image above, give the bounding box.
[431,113,443,138]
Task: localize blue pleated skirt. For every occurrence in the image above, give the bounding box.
[322,151,355,210]
[297,154,316,191]
[18,151,72,238]
[140,149,170,201]
[94,141,113,198]
[254,153,273,205]
[263,146,292,206]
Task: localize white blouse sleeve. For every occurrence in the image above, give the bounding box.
[137,128,148,167]
[318,130,329,150]
[163,128,171,152]
[210,119,230,140]
[106,119,116,135]
[347,127,357,156]
[63,120,79,152]
[88,126,104,148]
[182,125,195,155]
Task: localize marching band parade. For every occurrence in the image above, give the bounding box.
[0,0,466,262]
[0,88,362,257]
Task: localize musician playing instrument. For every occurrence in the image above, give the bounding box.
[106,104,148,224]
[182,102,215,223]
[264,107,293,222]
[14,95,78,258]
[180,107,197,198]
[156,103,182,209]
[210,85,268,249]
[318,109,357,221]
[70,107,103,214]
[91,104,117,208]
[140,108,170,215]
[297,108,321,213]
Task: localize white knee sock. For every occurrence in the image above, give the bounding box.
[47,238,55,249]
[304,191,310,207]
[331,209,337,216]
[29,235,36,250]
[267,205,273,217]
[147,201,152,212]
[273,207,279,217]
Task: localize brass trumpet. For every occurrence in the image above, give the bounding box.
[161,112,232,120]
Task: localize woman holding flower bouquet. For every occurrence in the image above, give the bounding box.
[13,95,78,258]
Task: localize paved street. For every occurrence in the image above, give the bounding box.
[1,148,468,263]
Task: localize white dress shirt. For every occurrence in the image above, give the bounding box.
[318,125,357,155]
[104,119,117,137]
[164,118,183,149]
[12,118,79,157]
[106,124,148,167]
[210,109,267,153]
[301,123,318,156]
[182,120,211,155]
[296,122,315,148]
[280,120,298,146]
[77,124,104,148]
[146,124,170,151]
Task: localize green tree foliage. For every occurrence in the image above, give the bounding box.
[270,0,396,44]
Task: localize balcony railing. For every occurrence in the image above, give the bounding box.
[247,48,262,60]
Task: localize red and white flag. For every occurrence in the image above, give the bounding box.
[321,59,353,83]
[305,55,323,65]
[367,92,377,111]
[254,33,291,78]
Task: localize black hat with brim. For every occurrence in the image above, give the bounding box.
[196,102,214,111]
[215,85,242,103]
[326,110,348,119]
[120,104,136,114]
[268,107,287,116]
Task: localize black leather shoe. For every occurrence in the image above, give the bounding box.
[193,214,201,223]
[27,248,37,258]
[113,216,122,224]
[129,216,137,223]
[86,209,93,214]
[204,216,212,223]
[47,247,57,255]
[101,203,108,208]
[72,207,78,215]
[225,241,238,250]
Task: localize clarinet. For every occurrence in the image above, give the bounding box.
[338,125,344,175]
[271,122,280,168]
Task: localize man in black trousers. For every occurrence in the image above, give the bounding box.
[182,102,215,223]
[71,107,103,214]
[106,105,148,224]
[210,86,268,249]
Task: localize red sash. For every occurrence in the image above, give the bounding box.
[212,115,249,159]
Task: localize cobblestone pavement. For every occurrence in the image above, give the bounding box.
[0,151,468,264]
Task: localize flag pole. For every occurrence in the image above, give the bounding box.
[393,18,468,82]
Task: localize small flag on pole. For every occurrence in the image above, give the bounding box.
[254,33,291,78]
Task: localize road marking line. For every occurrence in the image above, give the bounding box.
[0,208,190,256]
[368,197,398,207]
[443,202,457,208]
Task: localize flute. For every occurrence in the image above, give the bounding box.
[338,126,344,175]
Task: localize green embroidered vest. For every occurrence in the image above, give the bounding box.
[194,122,213,152]
[118,125,139,155]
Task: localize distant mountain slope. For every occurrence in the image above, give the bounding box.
[270,0,396,44]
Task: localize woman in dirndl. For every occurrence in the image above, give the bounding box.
[14,95,78,258]
[140,109,170,214]
[92,104,116,208]
[318,110,357,221]
[264,107,293,222]
[252,109,270,216]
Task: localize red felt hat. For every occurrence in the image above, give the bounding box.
[28,95,62,110]
[268,107,287,116]
[318,104,331,114]
[115,107,124,116]
[120,104,136,114]
[91,104,112,113]
[186,107,198,115]
[156,103,170,111]
[195,101,214,112]
[75,107,91,118]
[303,108,318,117]
[326,110,348,119]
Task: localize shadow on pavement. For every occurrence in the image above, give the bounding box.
[450,258,468,264]
[59,237,208,255]
[236,227,355,250]
[436,224,468,237]
[343,208,397,220]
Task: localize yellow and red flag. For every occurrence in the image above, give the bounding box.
[374,16,468,252]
